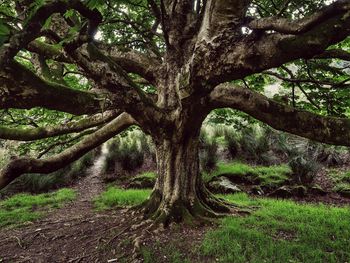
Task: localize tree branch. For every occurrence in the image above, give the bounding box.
[248,0,350,34]
[0,110,120,141]
[314,49,350,61]
[0,0,102,66]
[0,61,110,115]
[209,83,350,146]
[96,43,161,84]
[193,3,350,87]
[0,113,135,189]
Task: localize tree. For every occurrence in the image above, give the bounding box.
[1,0,350,225]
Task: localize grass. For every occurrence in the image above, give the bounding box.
[94,187,151,210]
[135,172,157,179]
[96,188,350,263]
[329,169,350,194]
[206,161,291,187]
[0,188,75,228]
[201,193,350,263]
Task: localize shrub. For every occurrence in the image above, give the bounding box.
[118,140,144,171]
[200,129,218,172]
[288,155,320,185]
[0,152,95,197]
[239,127,275,165]
[103,131,150,175]
[315,145,344,167]
[224,129,240,159]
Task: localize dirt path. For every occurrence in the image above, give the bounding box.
[0,146,132,263]
[0,147,209,263]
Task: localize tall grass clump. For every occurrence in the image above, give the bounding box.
[102,129,155,177]
[200,129,218,173]
[288,155,320,185]
[223,127,240,159]
[0,152,95,197]
[239,126,276,165]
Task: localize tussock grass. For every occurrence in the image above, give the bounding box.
[0,188,75,228]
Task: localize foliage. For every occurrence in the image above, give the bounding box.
[199,130,218,173]
[239,126,276,165]
[288,155,320,186]
[135,172,156,179]
[0,151,95,196]
[201,193,350,263]
[103,130,154,174]
[0,188,75,228]
[329,169,350,195]
[223,128,239,159]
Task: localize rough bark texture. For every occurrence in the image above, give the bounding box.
[142,133,232,225]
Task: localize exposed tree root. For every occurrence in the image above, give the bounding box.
[136,188,253,228]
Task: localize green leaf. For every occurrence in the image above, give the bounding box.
[0,20,10,46]
[64,9,74,19]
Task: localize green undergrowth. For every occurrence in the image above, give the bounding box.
[0,152,94,196]
[135,172,156,179]
[201,193,350,263]
[0,188,75,228]
[100,188,350,262]
[204,161,291,187]
[94,187,151,210]
[329,169,350,195]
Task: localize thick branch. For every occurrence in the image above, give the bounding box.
[193,5,350,87]
[209,84,350,146]
[26,40,71,63]
[197,0,251,40]
[0,61,108,115]
[248,0,350,34]
[0,113,135,189]
[98,44,161,84]
[0,110,120,141]
[0,0,102,66]
[314,49,350,61]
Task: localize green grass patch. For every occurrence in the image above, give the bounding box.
[135,172,156,179]
[94,188,350,262]
[0,188,75,228]
[206,161,291,187]
[94,187,151,210]
[201,193,350,263]
[329,169,350,194]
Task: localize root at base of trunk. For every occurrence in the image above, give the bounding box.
[137,189,252,227]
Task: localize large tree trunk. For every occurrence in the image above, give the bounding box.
[141,132,232,226]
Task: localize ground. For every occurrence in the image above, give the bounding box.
[0,150,210,262]
[0,156,350,262]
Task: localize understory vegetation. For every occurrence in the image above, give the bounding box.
[90,123,350,199]
[0,151,96,198]
[2,121,349,198]
[0,188,75,228]
[94,188,350,263]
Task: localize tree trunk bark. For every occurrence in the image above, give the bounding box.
[141,133,232,226]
